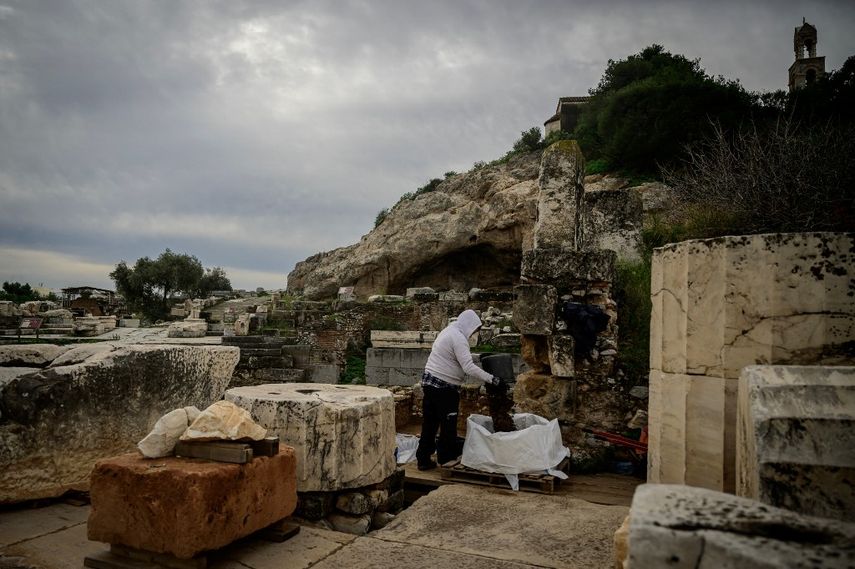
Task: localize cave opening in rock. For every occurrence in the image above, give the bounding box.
[387,244,522,294]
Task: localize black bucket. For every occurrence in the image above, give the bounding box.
[480,353,515,381]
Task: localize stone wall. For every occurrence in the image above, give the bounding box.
[270,296,515,383]
[648,232,855,493]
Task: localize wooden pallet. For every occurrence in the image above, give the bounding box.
[439,459,566,494]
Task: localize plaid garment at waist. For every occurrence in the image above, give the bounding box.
[421,371,459,390]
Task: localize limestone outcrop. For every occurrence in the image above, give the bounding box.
[0,345,69,367]
[226,383,396,491]
[737,365,855,522]
[0,343,240,503]
[627,484,855,568]
[287,151,542,299]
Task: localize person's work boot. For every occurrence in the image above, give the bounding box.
[417,460,437,471]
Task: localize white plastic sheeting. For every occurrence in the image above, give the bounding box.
[396,433,420,464]
[461,413,570,490]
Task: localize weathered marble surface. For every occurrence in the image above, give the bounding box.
[627,484,855,568]
[181,400,267,442]
[88,449,297,559]
[533,140,585,250]
[737,365,855,522]
[582,188,643,261]
[0,344,239,503]
[648,233,855,493]
[650,233,855,379]
[226,383,396,491]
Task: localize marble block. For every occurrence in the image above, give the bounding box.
[226,383,396,491]
[628,484,855,568]
[650,233,855,378]
[737,365,855,522]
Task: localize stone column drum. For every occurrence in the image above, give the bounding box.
[648,232,855,493]
[226,383,396,492]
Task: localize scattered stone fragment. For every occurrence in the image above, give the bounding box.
[180,400,266,442]
[328,513,371,535]
[137,406,200,458]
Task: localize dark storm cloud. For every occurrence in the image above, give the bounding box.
[1,0,853,289]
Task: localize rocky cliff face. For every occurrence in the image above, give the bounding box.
[287,151,542,300]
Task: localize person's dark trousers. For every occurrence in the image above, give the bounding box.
[416,385,461,466]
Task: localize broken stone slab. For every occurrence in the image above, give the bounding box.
[0,344,239,504]
[87,449,297,559]
[737,365,855,522]
[548,335,575,378]
[137,406,200,458]
[533,140,585,250]
[328,512,371,535]
[650,232,855,379]
[405,287,436,299]
[521,248,617,289]
[627,484,855,568]
[336,492,372,515]
[367,295,405,303]
[167,318,207,338]
[512,284,557,335]
[0,344,70,367]
[226,383,396,492]
[370,330,438,349]
[180,400,267,442]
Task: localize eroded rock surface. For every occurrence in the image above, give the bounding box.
[226,383,396,491]
[0,343,239,503]
[287,151,541,299]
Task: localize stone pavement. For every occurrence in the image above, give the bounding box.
[0,483,629,569]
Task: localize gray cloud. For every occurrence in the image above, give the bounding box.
[1,0,853,289]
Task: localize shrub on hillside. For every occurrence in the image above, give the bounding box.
[663,119,855,236]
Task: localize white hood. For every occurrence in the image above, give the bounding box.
[453,309,482,338]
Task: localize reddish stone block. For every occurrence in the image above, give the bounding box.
[87,448,297,559]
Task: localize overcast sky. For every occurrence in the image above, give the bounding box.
[1,1,853,291]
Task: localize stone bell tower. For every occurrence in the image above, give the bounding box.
[789,18,826,92]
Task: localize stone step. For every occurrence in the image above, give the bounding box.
[223,336,289,347]
[236,355,294,370]
[238,347,284,357]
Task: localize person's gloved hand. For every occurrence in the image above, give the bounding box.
[485,375,509,394]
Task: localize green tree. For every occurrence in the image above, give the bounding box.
[575,45,758,175]
[196,267,232,297]
[110,249,228,321]
[0,282,39,304]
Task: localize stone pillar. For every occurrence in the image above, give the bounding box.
[533,140,585,250]
[226,384,396,491]
[737,365,855,522]
[648,232,855,493]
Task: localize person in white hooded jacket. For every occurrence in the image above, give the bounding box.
[415,309,505,470]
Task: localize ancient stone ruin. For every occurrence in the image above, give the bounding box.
[647,232,855,493]
[0,342,239,503]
